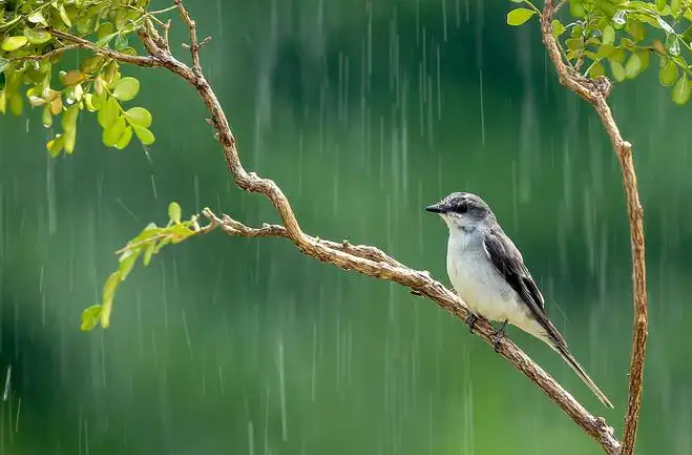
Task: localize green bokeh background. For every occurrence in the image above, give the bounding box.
[1,1,691,454]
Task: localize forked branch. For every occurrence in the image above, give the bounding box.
[541,2,649,455]
[47,1,626,453]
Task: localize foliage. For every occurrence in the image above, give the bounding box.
[80,202,201,331]
[0,0,157,156]
[507,0,692,105]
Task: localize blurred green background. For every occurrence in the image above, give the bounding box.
[1,1,691,454]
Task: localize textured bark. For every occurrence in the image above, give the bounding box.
[541,2,649,455]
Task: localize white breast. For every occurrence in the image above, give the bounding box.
[446,230,524,323]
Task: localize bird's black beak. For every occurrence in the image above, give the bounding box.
[424,203,446,213]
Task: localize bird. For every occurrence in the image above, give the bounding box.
[424,191,613,409]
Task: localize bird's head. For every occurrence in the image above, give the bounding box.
[424,192,494,232]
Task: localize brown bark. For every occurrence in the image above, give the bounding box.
[540,2,649,455]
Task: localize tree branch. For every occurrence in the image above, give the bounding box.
[48,3,623,453]
[540,2,649,455]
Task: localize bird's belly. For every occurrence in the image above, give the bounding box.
[447,254,522,323]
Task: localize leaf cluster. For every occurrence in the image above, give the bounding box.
[507,0,692,105]
[80,202,199,331]
[0,0,155,155]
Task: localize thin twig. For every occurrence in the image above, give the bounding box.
[43,3,623,453]
[541,2,649,455]
[10,43,81,63]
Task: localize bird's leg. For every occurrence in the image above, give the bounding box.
[490,320,509,352]
[466,313,479,333]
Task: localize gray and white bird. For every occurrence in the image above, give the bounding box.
[425,191,613,409]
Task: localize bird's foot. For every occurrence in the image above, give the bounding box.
[466,313,479,333]
[490,320,509,352]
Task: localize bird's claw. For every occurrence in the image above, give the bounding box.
[490,320,509,352]
[466,313,479,333]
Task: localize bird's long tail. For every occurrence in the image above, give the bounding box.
[547,342,614,409]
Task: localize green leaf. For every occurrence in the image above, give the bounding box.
[659,60,678,86]
[80,56,105,74]
[671,0,682,17]
[112,77,140,101]
[57,4,72,27]
[611,47,626,63]
[61,71,87,87]
[143,242,156,266]
[569,1,586,17]
[46,135,64,157]
[0,58,9,74]
[169,224,195,243]
[655,0,666,11]
[42,105,53,127]
[103,117,127,147]
[80,305,103,331]
[101,271,122,328]
[112,123,132,149]
[168,202,182,224]
[506,8,536,26]
[97,22,115,39]
[602,25,615,45]
[1,36,28,52]
[9,93,23,116]
[61,105,79,132]
[125,107,152,127]
[64,128,76,154]
[565,38,583,51]
[23,28,52,45]
[97,97,120,128]
[627,21,645,42]
[672,74,692,105]
[609,59,626,82]
[133,125,155,145]
[27,11,47,25]
[118,249,141,280]
[551,19,566,38]
[624,53,642,78]
[589,62,606,78]
[597,44,615,59]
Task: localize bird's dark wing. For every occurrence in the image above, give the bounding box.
[482,229,567,349]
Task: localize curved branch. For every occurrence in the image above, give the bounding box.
[49,3,621,453]
[541,2,649,455]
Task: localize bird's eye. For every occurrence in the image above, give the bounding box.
[457,203,468,214]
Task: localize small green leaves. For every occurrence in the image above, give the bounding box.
[609,59,626,82]
[23,28,52,45]
[659,60,678,86]
[103,117,127,147]
[0,0,156,156]
[115,126,133,150]
[124,107,152,127]
[80,305,103,331]
[1,36,28,52]
[82,203,200,331]
[589,62,606,78]
[168,202,182,224]
[602,25,615,45]
[112,77,140,101]
[672,73,692,105]
[46,135,65,157]
[98,97,120,128]
[507,8,537,26]
[552,19,566,38]
[133,125,155,145]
